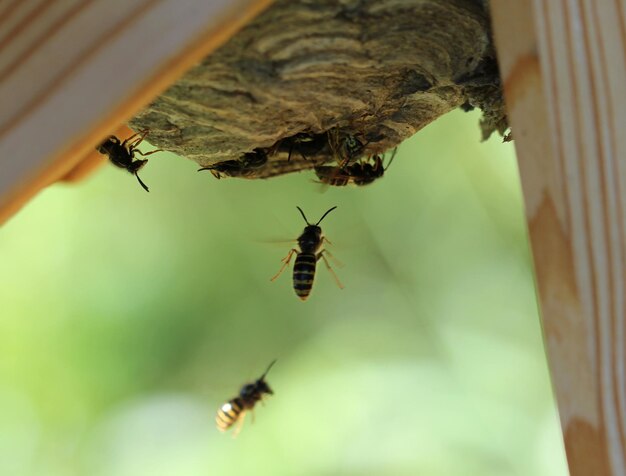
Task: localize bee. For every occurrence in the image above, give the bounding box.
[216,360,277,435]
[96,129,161,192]
[271,206,343,301]
[314,148,396,187]
[198,148,268,179]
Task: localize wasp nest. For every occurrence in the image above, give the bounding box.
[130,0,506,179]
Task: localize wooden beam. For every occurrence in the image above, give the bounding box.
[492,1,626,475]
[0,0,272,224]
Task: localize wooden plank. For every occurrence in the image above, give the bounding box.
[492,1,626,475]
[0,0,272,224]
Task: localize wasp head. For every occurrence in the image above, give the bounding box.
[255,379,273,396]
[127,159,148,174]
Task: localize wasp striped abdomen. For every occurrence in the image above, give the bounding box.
[271,206,343,300]
[293,253,317,301]
[216,397,244,431]
[215,360,276,435]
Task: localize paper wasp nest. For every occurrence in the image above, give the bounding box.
[130,0,506,178]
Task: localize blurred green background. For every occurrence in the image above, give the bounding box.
[0,110,568,476]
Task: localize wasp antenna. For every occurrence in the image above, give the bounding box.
[386,147,398,170]
[315,206,338,225]
[135,173,150,192]
[296,206,311,225]
[260,359,278,379]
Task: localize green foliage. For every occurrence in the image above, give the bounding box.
[0,111,567,476]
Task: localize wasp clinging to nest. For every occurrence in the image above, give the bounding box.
[198,148,269,179]
[96,129,162,192]
[280,132,328,162]
[314,148,397,187]
[327,127,368,169]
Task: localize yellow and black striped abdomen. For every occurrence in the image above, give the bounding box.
[293,253,317,301]
[216,397,244,431]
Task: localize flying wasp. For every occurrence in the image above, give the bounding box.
[271,206,343,301]
[198,148,268,179]
[314,148,397,187]
[96,129,161,192]
[216,360,277,435]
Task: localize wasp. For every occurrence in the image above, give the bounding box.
[314,148,397,187]
[327,127,367,168]
[96,129,161,192]
[216,360,276,435]
[198,148,268,179]
[271,206,343,301]
[280,132,328,161]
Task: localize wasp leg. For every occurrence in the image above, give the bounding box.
[322,247,344,268]
[134,148,163,157]
[125,129,150,148]
[386,147,398,169]
[270,249,298,281]
[120,132,141,147]
[121,131,145,148]
[318,251,344,289]
[287,141,295,162]
[197,167,222,179]
[232,411,247,438]
[286,136,309,162]
[337,157,350,170]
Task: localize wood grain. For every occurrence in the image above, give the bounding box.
[0,0,272,224]
[492,1,626,474]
